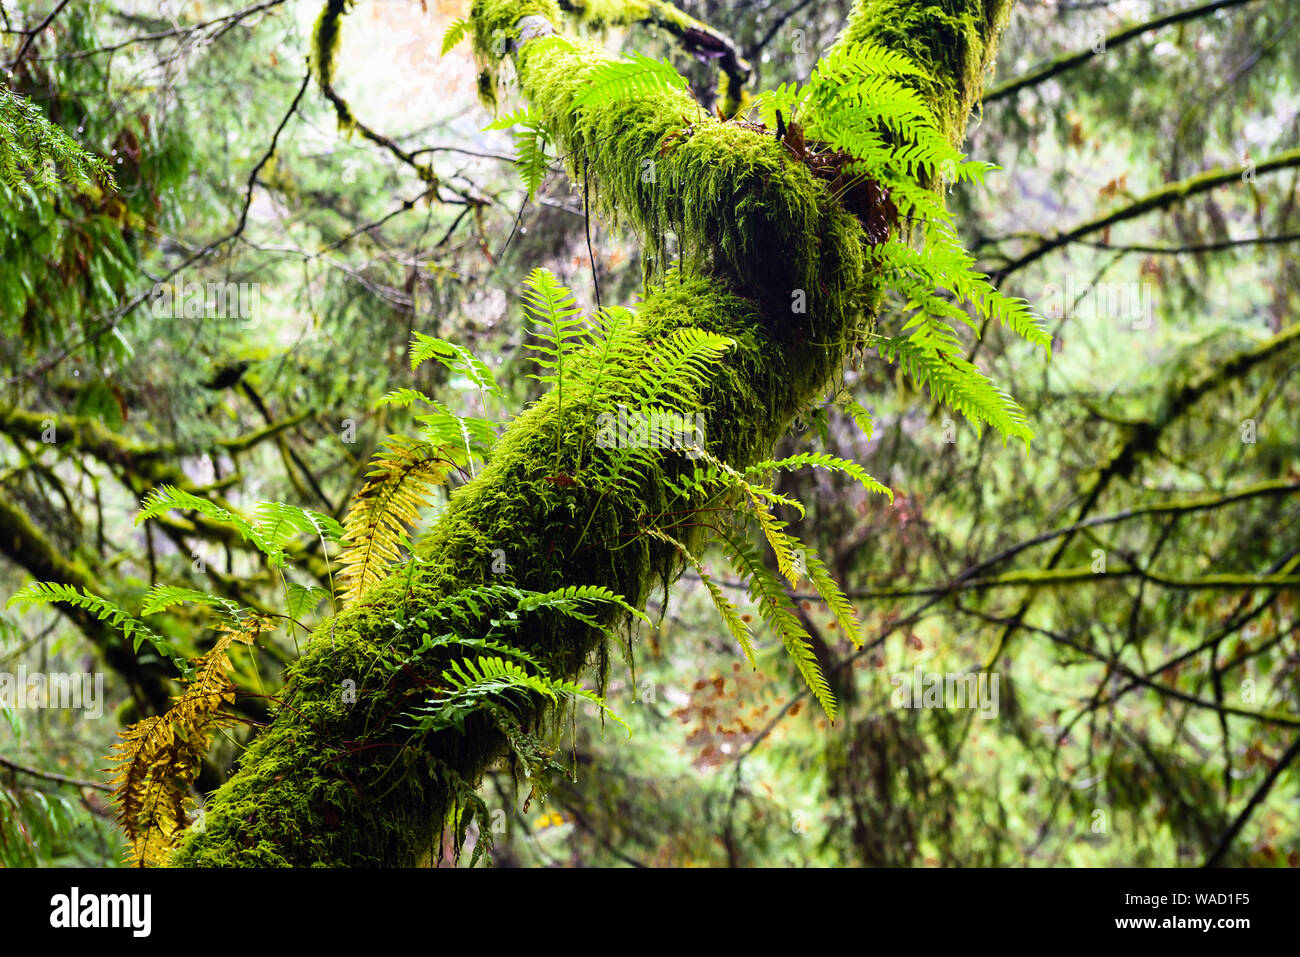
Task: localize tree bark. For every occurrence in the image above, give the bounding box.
[175,0,1014,867]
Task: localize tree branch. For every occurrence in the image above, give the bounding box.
[983,0,1263,104]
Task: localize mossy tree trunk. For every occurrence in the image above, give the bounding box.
[175,0,1014,867]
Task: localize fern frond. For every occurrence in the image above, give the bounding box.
[875,334,1033,446]
[483,108,550,199]
[523,267,586,446]
[6,583,182,666]
[516,583,650,626]
[720,535,836,719]
[105,622,262,866]
[802,548,864,647]
[375,387,436,409]
[572,52,692,111]
[522,267,585,380]
[482,107,536,132]
[749,498,803,587]
[255,500,343,554]
[410,630,547,672]
[441,17,469,56]
[645,528,757,667]
[409,332,503,399]
[685,445,805,515]
[338,438,452,605]
[415,403,499,467]
[401,656,627,736]
[812,40,932,83]
[285,582,331,620]
[571,305,641,406]
[840,396,875,440]
[637,327,733,409]
[138,585,240,619]
[746,452,892,502]
[137,486,283,565]
[513,123,549,199]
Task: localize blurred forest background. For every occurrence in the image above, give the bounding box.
[1,0,1298,867]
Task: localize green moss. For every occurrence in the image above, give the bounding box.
[311,0,351,90]
[835,0,1014,145]
[508,31,872,355]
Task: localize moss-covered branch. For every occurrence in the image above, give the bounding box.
[0,487,174,715]
[555,0,752,114]
[174,0,1015,867]
[983,320,1300,668]
[994,148,1300,279]
[825,565,1300,600]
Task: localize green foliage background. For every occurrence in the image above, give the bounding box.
[1,0,1297,867]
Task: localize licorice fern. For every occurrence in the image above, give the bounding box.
[484,108,550,199]
[338,438,455,605]
[106,616,271,866]
[400,655,627,737]
[573,51,692,110]
[656,446,883,719]
[6,583,186,674]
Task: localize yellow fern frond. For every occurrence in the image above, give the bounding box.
[749,495,802,587]
[338,439,452,606]
[104,625,263,866]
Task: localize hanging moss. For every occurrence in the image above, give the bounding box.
[310,0,351,92]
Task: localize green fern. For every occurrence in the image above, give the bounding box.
[6,583,186,673]
[285,582,331,621]
[572,52,693,111]
[746,452,892,502]
[721,535,837,720]
[409,332,503,401]
[441,17,470,56]
[400,655,628,736]
[484,107,550,199]
[874,332,1032,445]
[646,528,757,668]
[138,585,240,619]
[137,486,278,564]
[637,327,733,409]
[748,41,1049,446]
[522,267,586,454]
